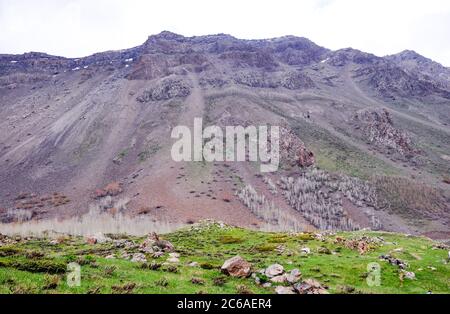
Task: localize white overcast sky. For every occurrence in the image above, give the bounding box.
[1,0,449,66]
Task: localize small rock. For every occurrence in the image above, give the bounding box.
[379,255,408,270]
[221,256,252,278]
[167,257,180,263]
[286,268,302,283]
[169,252,180,258]
[105,254,115,259]
[294,279,329,294]
[121,252,131,260]
[300,247,311,254]
[262,282,272,288]
[265,264,284,278]
[153,252,164,258]
[140,232,174,253]
[86,237,97,245]
[275,286,296,294]
[404,271,415,280]
[270,274,287,283]
[131,253,147,263]
[187,262,199,267]
[318,247,331,254]
[86,233,110,245]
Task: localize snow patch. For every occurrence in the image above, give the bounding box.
[125,58,133,62]
[10,60,18,64]
[320,58,329,63]
[72,67,80,71]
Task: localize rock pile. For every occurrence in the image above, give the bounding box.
[253,263,327,294]
[379,254,408,270]
[139,232,175,254]
[334,236,383,254]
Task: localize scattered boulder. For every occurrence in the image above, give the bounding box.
[155,240,174,252]
[265,264,284,278]
[169,252,180,258]
[121,252,131,260]
[86,237,97,245]
[300,247,311,254]
[85,233,111,245]
[379,254,408,270]
[153,252,164,258]
[140,232,174,253]
[432,243,449,250]
[270,274,287,283]
[275,286,296,294]
[294,279,329,294]
[404,271,416,280]
[190,277,205,285]
[221,256,252,278]
[114,239,137,249]
[318,246,331,254]
[167,252,180,263]
[131,253,147,263]
[286,269,302,284]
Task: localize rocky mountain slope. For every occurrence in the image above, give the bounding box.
[0,31,449,239]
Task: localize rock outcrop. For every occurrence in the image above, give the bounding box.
[136,77,191,102]
[279,127,315,168]
[352,108,417,157]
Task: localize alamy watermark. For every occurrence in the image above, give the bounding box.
[67,262,81,287]
[171,118,280,173]
[366,262,381,287]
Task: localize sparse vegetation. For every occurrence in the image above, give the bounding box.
[0,222,448,294]
[373,176,448,221]
[0,206,183,237]
[278,168,382,230]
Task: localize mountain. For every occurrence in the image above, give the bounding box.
[0,32,449,240]
[386,50,450,90]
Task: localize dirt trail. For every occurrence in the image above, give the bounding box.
[178,70,205,126]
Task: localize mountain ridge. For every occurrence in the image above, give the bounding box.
[0,31,449,240]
